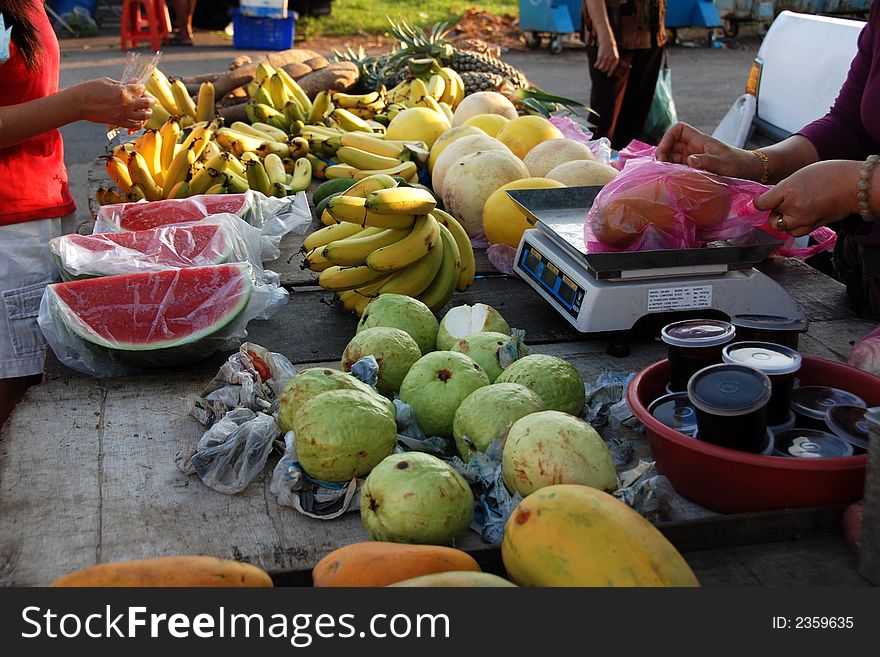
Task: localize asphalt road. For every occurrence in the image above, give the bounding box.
[57,38,759,225]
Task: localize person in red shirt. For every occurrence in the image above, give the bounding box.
[656,0,880,317]
[0,0,153,423]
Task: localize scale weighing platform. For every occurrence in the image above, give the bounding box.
[508,186,805,333]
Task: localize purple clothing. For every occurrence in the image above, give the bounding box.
[798,0,880,160]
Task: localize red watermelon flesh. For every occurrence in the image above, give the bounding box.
[114,194,248,231]
[48,263,253,351]
[54,224,231,278]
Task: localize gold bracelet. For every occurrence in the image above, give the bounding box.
[857,155,880,222]
[750,149,770,184]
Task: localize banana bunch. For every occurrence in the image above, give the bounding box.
[331,89,387,121]
[245,62,316,134]
[144,68,216,131]
[379,68,464,126]
[302,175,475,314]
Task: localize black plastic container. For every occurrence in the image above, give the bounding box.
[825,404,871,453]
[694,427,775,455]
[791,386,867,430]
[730,314,809,350]
[769,411,796,435]
[722,341,802,426]
[773,429,854,458]
[661,319,736,392]
[648,392,698,436]
[687,363,772,453]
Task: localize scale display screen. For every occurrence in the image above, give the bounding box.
[519,242,584,318]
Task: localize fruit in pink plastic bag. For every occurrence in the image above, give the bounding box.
[665,169,731,237]
[590,180,677,247]
[848,327,880,375]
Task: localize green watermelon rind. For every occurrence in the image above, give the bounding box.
[48,263,254,353]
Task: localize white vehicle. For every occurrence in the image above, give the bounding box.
[713,11,866,148]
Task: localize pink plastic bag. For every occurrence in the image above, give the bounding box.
[848,324,880,376]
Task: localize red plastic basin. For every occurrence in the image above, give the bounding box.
[626,356,872,513]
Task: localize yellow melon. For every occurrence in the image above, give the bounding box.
[496,115,565,159]
[463,113,509,137]
[546,160,618,186]
[430,133,510,198]
[451,91,518,126]
[385,107,451,148]
[502,485,700,587]
[523,139,595,177]
[483,177,565,248]
[428,125,485,173]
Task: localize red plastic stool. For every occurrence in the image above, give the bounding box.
[120,0,172,52]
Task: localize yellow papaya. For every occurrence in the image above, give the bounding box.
[389,571,516,587]
[502,484,700,587]
[50,556,273,588]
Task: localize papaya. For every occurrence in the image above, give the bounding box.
[50,556,273,588]
[502,485,700,587]
[389,572,516,587]
[313,541,480,587]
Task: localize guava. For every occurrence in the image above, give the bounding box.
[341,327,422,396]
[398,351,490,438]
[357,293,440,354]
[293,389,398,482]
[453,383,545,461]
[494,354,585,415]
[360,452,474,545]
[278,367,393,433]
[436,303,510,351]
[451,331,529,382]
[501,411,617,496]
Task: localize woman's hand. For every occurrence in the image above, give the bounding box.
[656,122,763,179]
[68,78,154,130]
[754,160,861,237]
[595,33,620,75]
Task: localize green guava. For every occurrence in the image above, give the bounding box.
[357,293,440,354]
[398,351,490,438]
[341,327,422,396]
[501,410,617,496]
[360,452,474,545]
[436,303,510,350]
[450,331,529,382]
[277,367,394,433]
[494,354,585,415]
[452,383,545,461]
[293,389,398,482]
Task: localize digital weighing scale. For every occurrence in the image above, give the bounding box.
[509,186,805,333]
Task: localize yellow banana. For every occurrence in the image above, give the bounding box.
[325,163,362,180]
[159,117,181,173]
[366,214,440,272]
[196,82,215,122]
[227,171,250,193]
[188,165,225,196]
[200,138,222,162]
[342,173,398,198]
[426,75,445,101]
[268,74,290,109]
[283,98,307,124]
[276,67,311,113]
[306,154,328,180]
[126,184,146,202]
[162,142,197,198]
[245,157,272,196]
[377,233,445,297]
[303,247,334,273]
[255,140,293,159]
[323,228,410,267]
[139,129,164,186]
[205,183,227,195]
[419,223,461,311]
[303,222,367,252]
[308,91,333,124]
[319,265,387,292]
[352,277,392,316]
[387,81,411,105]
[289,157,312,193]
[289,136,309,159]
[95,187,125,206]
[126,152,163,201]
[332,108,373,133]
[263,153,287,186]
[408,78,430,105]
[164,181,188,198]
[444,68,466,109]
[301,124,344,138]
[146,69,179,116]
[252,121,289,142]
[106,156,132,193]
[438,68,456,105]
[339,132,406,159]
[255,62,276,85]
[337,290,360,314]
[320,208,337,226]
[170,78,197,119]
[225,153,246,176]
[334,90,381,108]
[327,195,417,230]
[366,187,437,215]
[144,102,171,131]
[327,160,417,182]
[431,209,476,292]
[438,101,454,125]
[336,146,404,171]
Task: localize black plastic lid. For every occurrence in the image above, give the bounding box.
[722,341,802,376]
[648,392,698,435]
[687,363,772,416]
[773,429,854,458]
[661,319,735,348]
[825,404,870,451]
[791,386,867,421]
[730,314,809,333]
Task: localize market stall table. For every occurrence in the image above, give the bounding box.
[1,184,876,585]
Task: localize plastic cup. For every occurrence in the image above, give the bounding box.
[722,341,802,426]
[687,363,772,453]
[773,429,854,459]
[791,386,866,430]
[661,319,736,392]
[730,314,808,350]
[694,427,775,455]
[648,392,698,436]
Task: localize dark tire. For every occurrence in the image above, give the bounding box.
[525,31,541,50]
[548,35,563,55]
[723,19,739,38]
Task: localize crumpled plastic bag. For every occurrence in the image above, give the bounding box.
[550,116,612,166]
[0,13,12,65]
[487,243,516,275]
[613,460,677,524]
[189,342,296,427]
[583,370,638,465]
[848,324,880,376]
[586,154,835,258]
[176,408,279,494]
[93,190,311,262]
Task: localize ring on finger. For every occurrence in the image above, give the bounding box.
[775,216,788,231]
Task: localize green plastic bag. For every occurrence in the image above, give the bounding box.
[644,51,677,143]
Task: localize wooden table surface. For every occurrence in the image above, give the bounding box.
[1,194,876,586]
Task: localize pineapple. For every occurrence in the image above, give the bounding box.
[460,71,506,94]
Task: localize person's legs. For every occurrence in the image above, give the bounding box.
[611,46,665,149]
[585,46,632,143]
[0,375,41,427]
[171,0,195,43]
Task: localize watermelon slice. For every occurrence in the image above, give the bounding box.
[52,224,233,280]
[47,264,253,354]
[101,194,251,232]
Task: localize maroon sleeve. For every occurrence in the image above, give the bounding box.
[797,2,877,161]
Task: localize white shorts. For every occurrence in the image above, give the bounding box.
[0,215,76,379]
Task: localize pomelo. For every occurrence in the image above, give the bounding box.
[546,160,618,186]
[483,177,566,248]
[523,139,595,177]
[496,115,564,160]
[385,107,451,148]
[428,125,484,174]
[430,133,510,198]
[451,91,518,126]
[463,113,509,137]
